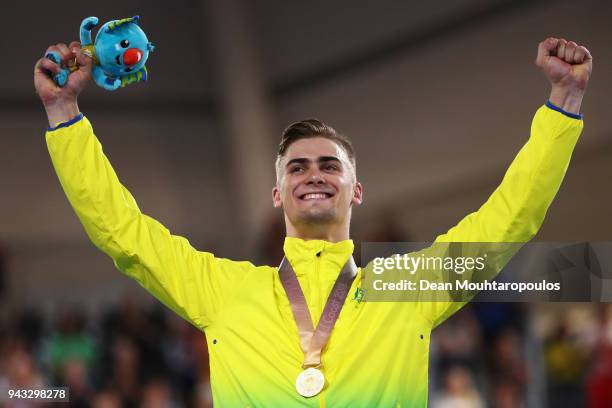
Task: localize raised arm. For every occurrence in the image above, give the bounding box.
[420,38,592,327]
[436,37,591,244]
[35,42,253,329]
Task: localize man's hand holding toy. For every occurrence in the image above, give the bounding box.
[45,15,154,91]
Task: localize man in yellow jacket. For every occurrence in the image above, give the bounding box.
[34,37,591,407]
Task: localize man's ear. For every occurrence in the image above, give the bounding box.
[351,182,363,206]
[272,186,282,208]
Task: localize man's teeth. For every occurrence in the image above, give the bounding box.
[303,193,329,200]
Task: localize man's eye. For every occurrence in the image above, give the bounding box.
[325,164,339,171]
[291,167,304,173]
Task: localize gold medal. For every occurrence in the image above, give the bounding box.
[279,257,356,398]
[295,367,325,397]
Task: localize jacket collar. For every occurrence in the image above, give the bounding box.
[282,237,354,277]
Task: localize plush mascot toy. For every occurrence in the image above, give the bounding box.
[46,16,154,90]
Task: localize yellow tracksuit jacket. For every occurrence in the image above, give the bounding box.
[45,104,583,407]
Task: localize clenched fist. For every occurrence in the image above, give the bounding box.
[34,41,92,127]
[536,38,593,114]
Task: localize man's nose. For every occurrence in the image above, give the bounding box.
[306,169,326,184]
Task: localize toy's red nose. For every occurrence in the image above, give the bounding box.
[123,48,143,66]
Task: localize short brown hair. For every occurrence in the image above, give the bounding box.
[276,119,356,178]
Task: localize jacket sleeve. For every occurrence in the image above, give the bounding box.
[418,104,584,328]
[46,115,252,330]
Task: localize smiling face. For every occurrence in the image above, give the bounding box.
[272,137,363,238]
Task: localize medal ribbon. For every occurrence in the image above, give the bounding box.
[279,256,357,368]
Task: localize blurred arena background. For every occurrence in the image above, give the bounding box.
[1,0,612,406]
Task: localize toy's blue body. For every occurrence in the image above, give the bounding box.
[46,15,154,90]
